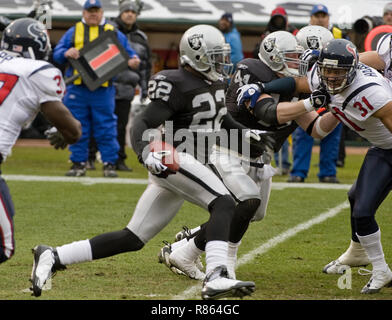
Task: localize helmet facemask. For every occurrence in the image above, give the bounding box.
[279,48,306,77]
[318,61,356,94]
[199,43,233,81]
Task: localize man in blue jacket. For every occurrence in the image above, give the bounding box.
[53,0,140,177]
[218,13,244,70]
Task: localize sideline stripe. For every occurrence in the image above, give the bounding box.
[2,174,352,190]
[172,201,350,300]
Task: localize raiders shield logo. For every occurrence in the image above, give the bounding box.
[263,38,276,53]
[188,34,203,50]
[307,36,320,50]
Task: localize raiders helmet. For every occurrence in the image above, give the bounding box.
[179,24,233,82]
[317,39,359,94]
[296,25,334,51]
[1,17,51,60]
[258,30,305,76]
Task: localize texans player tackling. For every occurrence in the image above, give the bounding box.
[30,24,273,300]
[0,18,81,264]
[243,38,392,294]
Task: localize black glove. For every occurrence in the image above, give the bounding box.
[44,127,67,150]
[245,129,276,153]
[304,88,331,111]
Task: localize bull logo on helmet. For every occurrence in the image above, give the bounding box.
[27,22,49,53]
[264,37,276,53]
[188,34,203,50]
[307,36,320,50]
[346,43,357,62]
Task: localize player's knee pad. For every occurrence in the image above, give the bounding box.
[206,195,236,242]
[208,194,236,220]
[90,228,145,259]
[236,198,261,223]
[354,216,379,237]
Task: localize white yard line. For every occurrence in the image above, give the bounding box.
[172,201,350,300]
[3,174,352,190]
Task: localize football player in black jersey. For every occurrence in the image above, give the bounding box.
[30,24,274,300]
[159,30,340,281]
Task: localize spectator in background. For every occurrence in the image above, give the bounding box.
[87,0,152,172]
[218,12,244,69]
[253,6,298,57]
[253,6,298,176]
[383,2,392,25]
[288,4,344,183]
[53,0,140,177]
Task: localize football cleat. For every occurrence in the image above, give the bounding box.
[201,265,255,300]
[66,162,86,177]
[30,245,65,297]
[323,241,370,274]
[158,242,186,277]
[360,267,392,294]
[169,245,205,280]
[174,226,192,242]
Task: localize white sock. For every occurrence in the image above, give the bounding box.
[171,238,188,251]
[205,240,228,275]
[172,238,203,261]
[227,241,240,270]
[357,230,388,272]
[190,226,201,234]
[56,239,93,266]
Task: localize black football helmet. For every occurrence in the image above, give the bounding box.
[317,39,358,94]
[1,17,51,60]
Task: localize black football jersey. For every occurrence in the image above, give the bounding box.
[148,67,228,163]
[226,58,298,154]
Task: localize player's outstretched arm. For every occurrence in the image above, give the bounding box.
[41,101,82,146]
[359,51,385,71]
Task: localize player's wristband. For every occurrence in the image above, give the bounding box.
[303,98,314,112]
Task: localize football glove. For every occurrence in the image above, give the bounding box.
[303,88,331,112]
[236,83,264,108]
[245,129,276,152]
[299,49,320,76]
[143,151,169,175]
[44,127,67,150]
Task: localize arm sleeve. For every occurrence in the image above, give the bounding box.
[53,27,75,65]
[263,77,296,95]
[221,112,247,130]
[253,97,279,126]
[130,100,174,163]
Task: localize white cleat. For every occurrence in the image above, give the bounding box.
[31,245,55,297]
[158,242,186,277]
[201,266,255,300]
[169,247,205,280]
[323,240,370,274]
[360,267,392,294]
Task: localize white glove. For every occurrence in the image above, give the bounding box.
[144,152,168,175]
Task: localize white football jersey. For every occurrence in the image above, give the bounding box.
[307,63,392,149]
[0,50,65,161]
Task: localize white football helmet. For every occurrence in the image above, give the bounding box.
[296,25,334,51]
[258,31,305,77]
[179,24,233,82]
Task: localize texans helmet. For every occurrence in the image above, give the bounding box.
[1,17,51,60]
[317,39,359,94]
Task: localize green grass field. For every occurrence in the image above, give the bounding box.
[1,144,391,301]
